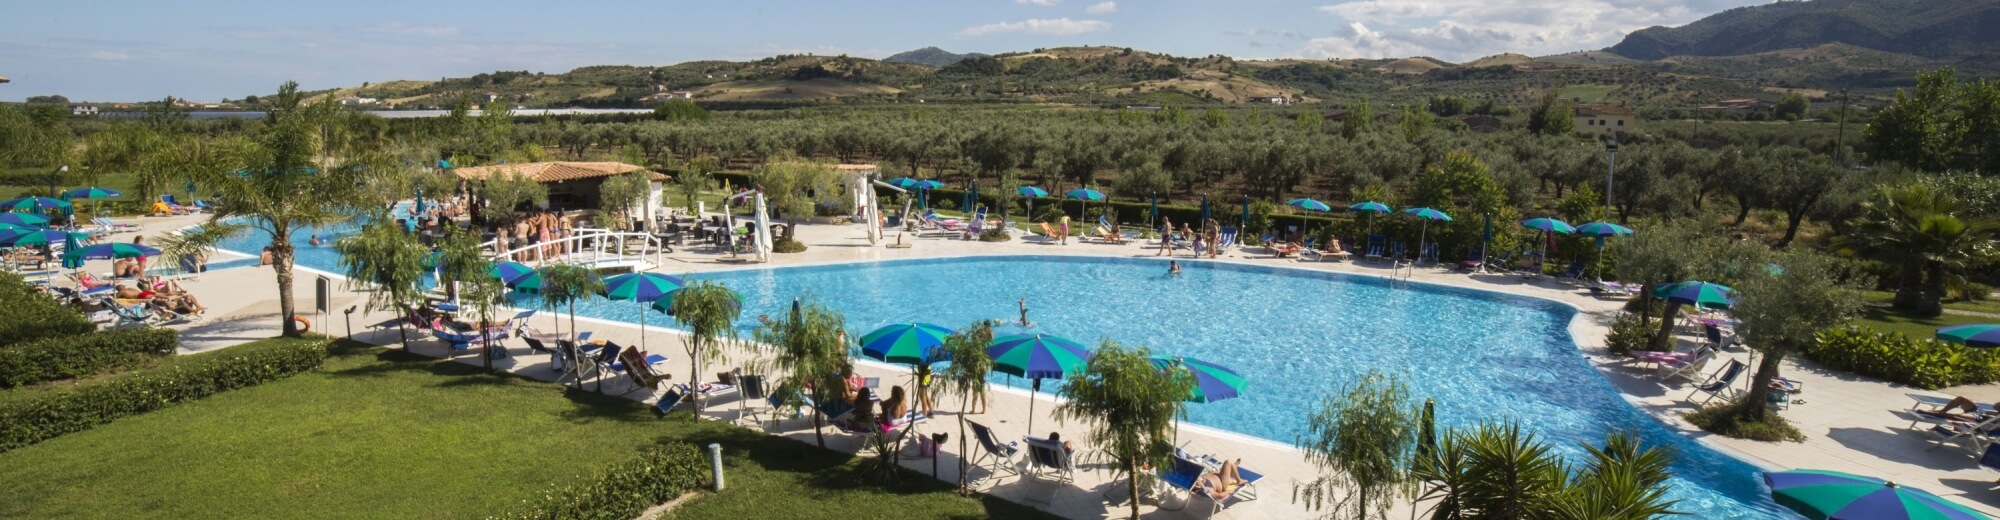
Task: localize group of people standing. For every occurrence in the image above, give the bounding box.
[1154,216,1224,258]
[493,211,574,261]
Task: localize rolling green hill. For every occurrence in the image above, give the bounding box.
[1608,0,2000,61]
[882,47,987,68]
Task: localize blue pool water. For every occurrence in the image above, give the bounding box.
[220,226,1784,517]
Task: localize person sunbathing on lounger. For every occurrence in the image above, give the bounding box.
[1916,396,1988,421]
[1197,459,1250,500]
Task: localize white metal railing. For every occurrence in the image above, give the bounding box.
[489,227,664,270]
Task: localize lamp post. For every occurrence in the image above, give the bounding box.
[46,164,68,198]
[1602,138,1618,220]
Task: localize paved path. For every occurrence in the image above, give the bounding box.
[116,215,2000,518]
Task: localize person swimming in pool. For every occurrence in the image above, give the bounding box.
[1169,260,1181,276]
[1018,297,1032,327]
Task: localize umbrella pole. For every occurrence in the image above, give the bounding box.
[1027,378,1039,436]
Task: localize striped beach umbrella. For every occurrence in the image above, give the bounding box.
[889,177,919,189]
[1402,207,1452,261]
[648,286,745,317]
[0,229,84,247]
[0,213,49,227]
[490,261,536,286]
[1348,201,1391,214]
[70,242,160,260]
[1655,281,1734,310]
[1,196,71,212]
[913,179,943,190]
[1576,221,1635,237]
[1017,186,1048,198]
[1938,324,2000,348]
[1520,217,1576,234]
[1066,188,1105,219]
[1149,356,1248,403]
[1285,198,1332,212]
[599,272,687,357]
[59,187,123,200]
[989,333,1092,433]
[859,322,953,366]
[60,233,85,270]
[1764,469,1988,520]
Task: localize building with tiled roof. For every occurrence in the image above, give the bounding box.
[450,161,667,214]
[1574,104,1635,136]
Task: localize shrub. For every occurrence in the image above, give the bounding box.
[0,337,328,452]
[1604,312,1655,355]
[0,273,96,348]
[0,328,179,388]
[489,443,709,520]
[1684,398,1806,442]
[978,228,1011,242]
[1803,326,2000,389]
[773,238,807,253]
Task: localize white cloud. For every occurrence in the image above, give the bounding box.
[957,18,1111,37]
[1300,0,1755,60]
[1085,1,1117,14]
[89,50,130,61]
[1017,0,1061,5]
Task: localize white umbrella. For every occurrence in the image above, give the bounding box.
[753,192,773,263]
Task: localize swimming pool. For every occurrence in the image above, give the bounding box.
[220,227,1783,517]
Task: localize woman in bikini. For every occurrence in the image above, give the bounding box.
[1196,459,1249,500]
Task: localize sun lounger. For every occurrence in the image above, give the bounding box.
[1979,443,2000,478]
[1022,435,1079,486]
[1270,242,1300,258]
[614,347,670,390]
[967,421,1021,484]
[1686,359,1747,404]
[653,387,689,415]
[1555,261,1587,283]
[1363,235,1386,262]
[1456,250,1485,272]
[1656,348,1715,382]
[1588,279,1636,298]
[1159,451,1265,514]
[1926,414,2000,453]
[1038,222,1060,242]
[1416,242,1439,265]
[1217,228,1238,251]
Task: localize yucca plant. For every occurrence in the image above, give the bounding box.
[669,280,741,417]
[1295,371,1417,520]
[938,319,996,494]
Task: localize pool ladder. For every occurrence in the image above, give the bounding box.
[1390,259,1415,287]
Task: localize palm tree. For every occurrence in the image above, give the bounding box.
[1413,423,1679,520]
[938,320,995,494]
[186,81,407,337]
[1295,371,1416,520]
[332,220,427,348]
[531,263,604,383]
[669,280,741,417]
[1835,183,1999,317]
[435,229,504,368]
[758,298,847,449]
[1052,341,1191,520]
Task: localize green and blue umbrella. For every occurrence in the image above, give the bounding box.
[505,268,601,296]
[1,229,86,247]
[71,242,160,260]
[1520,217,1576,234]
[0,222,33,233]
[1,196,71,212]
[60,233,84,270]
[1149,356,1248,403]
[1937,324,2000,348]
[59,187,123,200]
[1286,198,1332,212]
[859,322,953,366]
[599,272,687,362]
[1017,186,1047,198]
[1655,281,1734,310]
[890,177,919,189]
[1576,221,1635,237]
[1402,207,1452,261]
[0,213,49,227]
[1348,201,1392,214]
[649,286,745,316]
[1763,469,1988,520]
[490,261,536,286]
[1066,188,1105,220]
[913,179,943,190]
[989,333,1092,433]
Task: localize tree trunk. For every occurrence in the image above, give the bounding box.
[1892,261,1923,310]
[1127,457,1142,519]
[812,390,827,448]
[957,393,971,494]
[1919,263,1947,318]
[1777,210,1805,249]
[1738,352,1785,422]
[1732,196,1753,227]
[274,241,301,337]
[689,337,704,420]
[1648,302,1683,352]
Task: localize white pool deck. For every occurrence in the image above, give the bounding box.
[90,213,2000,518]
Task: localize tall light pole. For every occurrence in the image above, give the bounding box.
[1602,138,1618,220]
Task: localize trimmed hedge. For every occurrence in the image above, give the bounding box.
[1805,326,2000,390]
[0,328,179,388]
[0,273,96,348]
[489,443,709,520]
[0,337,329,453]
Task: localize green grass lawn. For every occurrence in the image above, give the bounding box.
[1854,306,1994,340]
[1860,290,2000,316]
[0,340,1054,520]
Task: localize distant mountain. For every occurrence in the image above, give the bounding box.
[883,47,988,68]
[1608,0,2000,61]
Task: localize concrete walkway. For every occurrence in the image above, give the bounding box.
[106,214,2000,518]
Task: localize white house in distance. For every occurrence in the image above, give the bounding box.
[1574,104,1635,136]
[70,105,98,116]
[337,97,379,106]
[1249,96,1288,105]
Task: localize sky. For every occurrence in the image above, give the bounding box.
[0,0,1771,102]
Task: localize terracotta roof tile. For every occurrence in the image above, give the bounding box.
[449,162,667,183]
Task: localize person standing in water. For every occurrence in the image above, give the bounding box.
[1018,298,1032,327]
[1169,260,1181,276]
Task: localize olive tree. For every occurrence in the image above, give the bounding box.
[1731,251,1861,423]
[669,280,742,417]
[1296,371,1416,520]
[1053,341,1191,520]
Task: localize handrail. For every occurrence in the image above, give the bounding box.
[490,227,664,270]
